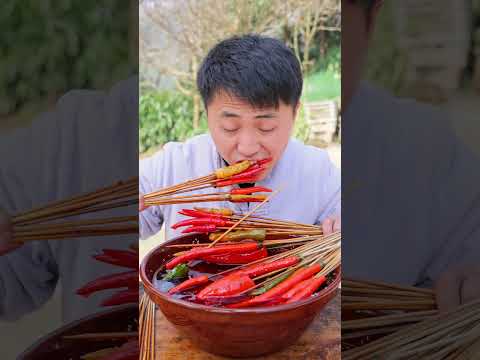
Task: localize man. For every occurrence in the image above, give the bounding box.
[140,34,341,240]
[343,0,480,311]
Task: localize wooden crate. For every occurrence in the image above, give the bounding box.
[304,100,338,147]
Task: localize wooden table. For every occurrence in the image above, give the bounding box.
[155,294,340,360]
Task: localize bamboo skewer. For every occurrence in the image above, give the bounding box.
[342,283,480,360]
[144,159,271,204]
[140,293,156,360]
[10,178,138,243]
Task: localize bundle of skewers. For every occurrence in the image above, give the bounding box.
[342,278,480,359]
[143,158,273,206]
[149,189,340,309]
[12,177,138,242]
[139,293,156,360]
[169,206,323,239]
[342,278,438,349]
[343,297,480,359]
[158,231,340,308]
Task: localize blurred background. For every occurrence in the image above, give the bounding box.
[0,1,135,357]
[365,0,480,158]
[0,1,135,132]
[138,0,342,259]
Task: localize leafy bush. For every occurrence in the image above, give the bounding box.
[0,1,132,116]
[139,91,207,153]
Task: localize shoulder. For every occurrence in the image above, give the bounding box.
[161,133,214,162]
[361,82,450,139]
[287,138,336,171]
[354,83,454,162]
[140,133,216,189]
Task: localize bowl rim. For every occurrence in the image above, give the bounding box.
[18,304,137,358]
[140,233,341,314]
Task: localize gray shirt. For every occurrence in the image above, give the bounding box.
[343,83,480,286]
[140,134,341,240]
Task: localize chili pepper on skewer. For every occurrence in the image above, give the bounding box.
[215,160,253,179]
[93,249,138,269]
[250,271,294,295]
[215,176,258,187]
[285,275,327,303]
[227,263,322,308]
[178,208,224,218]
[171,217,231,229]
[255,157,273,166]
[194,207,234,216]
[209,229,266,242]
[181,224,218,234]
[76,270,138,297]
[229,165,266,180]
[240,256,300,278]
[168,275,210,295]
[230,194,268,203]
[202,247,268,265]
[101,288,138,307]
[230,186,272,195]
[165,242,260,269]
[197,273,255,299]
[179,208,229,219]
[280,278,312,301]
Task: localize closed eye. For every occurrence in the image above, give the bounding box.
[259,128,276,133]
[223,127,239,133]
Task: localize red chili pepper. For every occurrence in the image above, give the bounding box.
[197,273,255,299]
[286,275,327,303]
[93,249,137,269]
[230,186,272,195]
[241,256,300,278]
[280,278,312,301]
[178,209,205,217]
[76,270,138,297]
[172,217,228,229]
[181,224,218,234]
[168,275,210,295]
[102,340,139,360]
[227,264,322,308]
[178,208,226,218]
[202,247,268,265]
[230,165,266,180]
[101,288,138,307]
[165,243,259,270]
[255,157,273,166]
[215,176,258,188]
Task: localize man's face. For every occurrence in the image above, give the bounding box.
[206,91,297,180]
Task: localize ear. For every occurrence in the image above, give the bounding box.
[293,101,301,120]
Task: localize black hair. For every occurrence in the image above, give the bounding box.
[197,34,303,110]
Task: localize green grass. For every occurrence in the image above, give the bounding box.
[302,70,340,102]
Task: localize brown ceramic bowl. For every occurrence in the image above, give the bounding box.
[18,304,137,360]
[140,233,340,358]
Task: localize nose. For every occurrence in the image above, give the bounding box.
[236,130,261,158]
